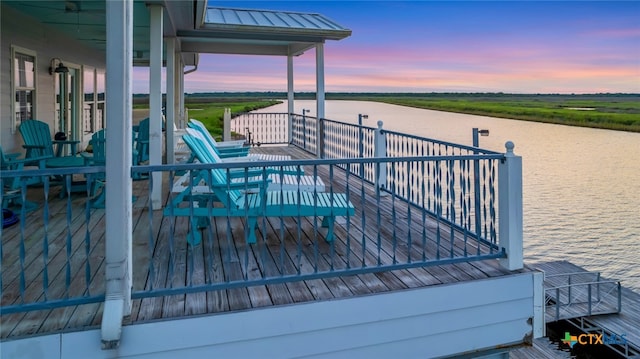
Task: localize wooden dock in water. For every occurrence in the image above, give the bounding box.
[535,261,640,358]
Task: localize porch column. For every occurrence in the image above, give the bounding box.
[101,0,133,349]
[148,4,163,209]
[179,58,186,128]
[498,141,523,270]
[287,52,294,143]
[315,43,325,158]
[166,37,176,164]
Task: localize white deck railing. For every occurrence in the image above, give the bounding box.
[1,113,523,343]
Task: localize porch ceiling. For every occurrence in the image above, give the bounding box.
[4,1,351,66]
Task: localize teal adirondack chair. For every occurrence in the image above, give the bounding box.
[19,119,79,160]
[184,128,300,176]
[81,129,139,208]
[134,118,150,165]
[188,118,250,157]
[164,134,353,245]
[0,146,46,211]
[82,129,107,208]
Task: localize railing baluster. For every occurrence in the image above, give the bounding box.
[84,177,92,295]
[65,175,73,298]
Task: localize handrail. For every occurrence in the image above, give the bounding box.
[545,271,601,278]
[545,279,619,290]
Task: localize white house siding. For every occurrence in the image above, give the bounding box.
[0,272,540,359]
[0,5,104,152]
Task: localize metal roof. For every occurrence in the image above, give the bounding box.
[176,7,352,56]
[205,7,350,35]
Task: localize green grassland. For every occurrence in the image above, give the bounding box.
[340,93,640,132]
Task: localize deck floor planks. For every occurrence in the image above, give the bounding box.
[1,200,107,338]
[2,145,521,340]
[37,213,107,335]
[0,195,96,298]
[203,218,231,313]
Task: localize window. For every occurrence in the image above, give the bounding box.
[11,46,36,133]
[96,70,105,129]
[84,67,95,133]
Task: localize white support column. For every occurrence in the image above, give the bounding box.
[101,0,133,349]
[148,4,163,209]
[179,59,185,128]
[287,53,294,143]
[498,141,523,270]
[175,57,181,128]
[166,38,176,164]
[315,43,325,158]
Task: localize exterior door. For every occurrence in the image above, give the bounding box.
[55,63,81,154]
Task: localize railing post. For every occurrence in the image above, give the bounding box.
[288,113,293,144]
[374,121,387,192]
[498,141,523,270]
[358,114,367,159]
[223,108,231,142]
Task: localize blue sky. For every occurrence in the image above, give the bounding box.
[134,1,640,93]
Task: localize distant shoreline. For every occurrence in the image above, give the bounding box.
[133,92,640,133]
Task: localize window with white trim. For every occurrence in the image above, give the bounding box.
[11,46,37,133]
[96,70,106,129]
[83,66,95,133]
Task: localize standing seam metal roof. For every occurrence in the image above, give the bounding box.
[205,7,350,35]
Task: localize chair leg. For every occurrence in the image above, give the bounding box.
[90,186,106,209]
[246,217,257,244]
[3,192,39,212]
[322,216,335,242]
[188,217,203,246]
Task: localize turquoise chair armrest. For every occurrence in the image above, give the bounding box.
[210,178,270,190]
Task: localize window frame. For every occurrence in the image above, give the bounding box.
[11,45,37,134]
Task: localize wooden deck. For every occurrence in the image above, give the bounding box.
[1,145,517,341]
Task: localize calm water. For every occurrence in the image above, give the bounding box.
[258,100,640,291]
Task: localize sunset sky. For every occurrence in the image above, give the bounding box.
[134,1,640,94]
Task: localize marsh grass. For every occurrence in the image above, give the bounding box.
[358,94,640,132]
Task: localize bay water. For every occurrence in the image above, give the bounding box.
[258,100,640,291]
